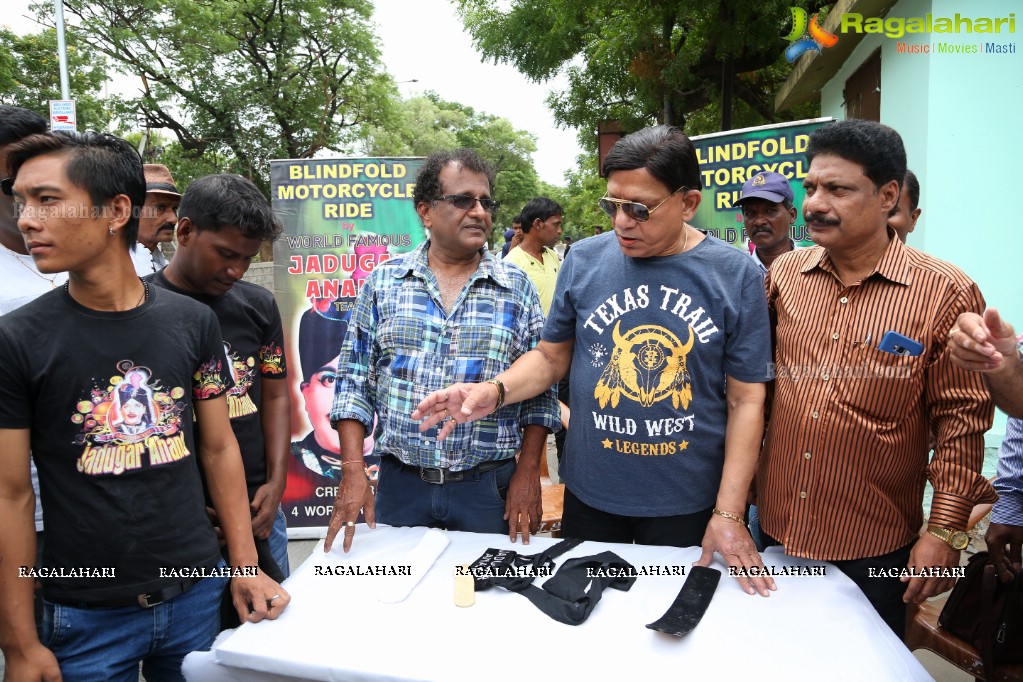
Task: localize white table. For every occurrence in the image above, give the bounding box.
[183,525,930,681]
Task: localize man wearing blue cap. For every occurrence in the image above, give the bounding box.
[732,171,798,273]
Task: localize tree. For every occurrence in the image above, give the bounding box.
[554,152,607,240]
[361,93,541,230]
[456,0,823,138]
[44,0,395,196]
[0,27,118,130]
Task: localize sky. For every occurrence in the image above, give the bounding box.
[4,0,583,186]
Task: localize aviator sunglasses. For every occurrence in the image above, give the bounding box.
[597,185,688,222]
[433,194,500,215]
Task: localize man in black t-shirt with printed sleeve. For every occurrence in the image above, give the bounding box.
[150,173,291,580]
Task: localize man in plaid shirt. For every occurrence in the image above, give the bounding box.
[324,149,560,554]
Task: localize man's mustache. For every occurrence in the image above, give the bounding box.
[805,212,840,226]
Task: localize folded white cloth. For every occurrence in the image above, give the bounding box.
[376,528,450,603]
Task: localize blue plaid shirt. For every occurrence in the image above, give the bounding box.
[992,334,1023,526]
[330,241,560,470]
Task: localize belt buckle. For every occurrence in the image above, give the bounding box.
[420,467,463,484]
[137,592,161,608]
[420,467,444,485]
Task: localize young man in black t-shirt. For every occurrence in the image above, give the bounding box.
[0,131,289,681]
[150,173,291,579]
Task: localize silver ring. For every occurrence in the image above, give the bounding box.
[345,521,356,528]
[269,594,281,602]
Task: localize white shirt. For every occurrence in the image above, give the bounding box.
[750,239,803,275]
[0,245,68,531]
[131,243,169,275]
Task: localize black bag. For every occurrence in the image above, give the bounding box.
[938,551,1023,672]
[468,539,637,625]
[468,538,582,591]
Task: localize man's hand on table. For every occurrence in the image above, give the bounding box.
[986,522,1023,583]
[901,533,960,603]
[696,515,777,597]
[324,471,375,553]
[504,463,541,545]
[230,572,291,623]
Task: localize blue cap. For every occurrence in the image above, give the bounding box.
[504,228,515,241]
[732,171,794,207]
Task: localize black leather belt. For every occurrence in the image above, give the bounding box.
[386,455,513,484]
[49,577,203,609]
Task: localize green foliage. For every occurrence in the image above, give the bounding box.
[46,0,395,195]
[362,93,541,228]
[0,27,119,130]
[456,0,824,140]
[557,152,608,240]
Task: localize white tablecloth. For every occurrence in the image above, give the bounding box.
[183,525,930,682]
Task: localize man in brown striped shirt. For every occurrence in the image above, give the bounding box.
[757,119,995,639]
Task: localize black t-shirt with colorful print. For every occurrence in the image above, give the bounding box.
[149,273,288,497]
[0,286,233,602]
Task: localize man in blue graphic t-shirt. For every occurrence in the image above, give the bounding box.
[414,125,776,598]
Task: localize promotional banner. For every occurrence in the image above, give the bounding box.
[271,157,425,538]
[690,118,831,248]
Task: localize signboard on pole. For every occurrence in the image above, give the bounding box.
[690,118,832,248]
[48,100,77,131]
[271,157,425,538]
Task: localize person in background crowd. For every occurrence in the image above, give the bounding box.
[733,170,799,274]
[500,227,515,258]
[559,235,572,259]
[503,214,524,257]
[504,197,563,315]
[887,169,922,243]
[131,164,181,275]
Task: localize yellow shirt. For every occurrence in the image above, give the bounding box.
[503,246,560,316]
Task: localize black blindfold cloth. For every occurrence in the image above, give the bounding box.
[470,539,637,626]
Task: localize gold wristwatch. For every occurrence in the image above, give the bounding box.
[927,526,969,550]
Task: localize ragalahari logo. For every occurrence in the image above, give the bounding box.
[784,7,839,62]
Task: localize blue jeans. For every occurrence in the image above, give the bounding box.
[37,570,227,682]
[268,505,290,579]
[375,455,513,533]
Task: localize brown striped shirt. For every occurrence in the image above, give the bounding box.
[757,237,996,561]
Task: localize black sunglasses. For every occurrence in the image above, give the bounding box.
[433,194,500,215]
[597,186,688,222]
[0,178,12,197]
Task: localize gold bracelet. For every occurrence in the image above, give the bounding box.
[712,508,744,524]
[486,378,506,409]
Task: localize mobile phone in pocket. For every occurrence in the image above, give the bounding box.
[877,331,923,357]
